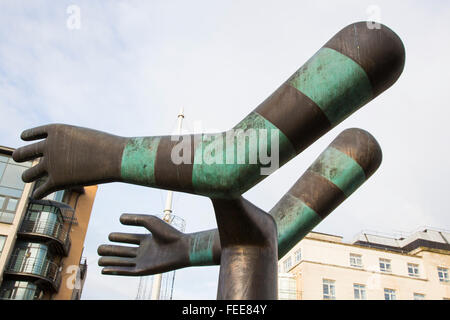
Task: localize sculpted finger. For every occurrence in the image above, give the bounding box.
[20,125,49,141]
[97,244,138,258]
[22,162,47,183]
[109,232,145,245]
[32,180,53,200]
[12,141,46,162]
[98,257,136,267]
[101,266,140,276]
[120,213,181,242]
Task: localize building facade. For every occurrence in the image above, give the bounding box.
[0,145,97,300]
[278,228,450,300]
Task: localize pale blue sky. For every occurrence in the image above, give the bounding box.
[1,1,450,299]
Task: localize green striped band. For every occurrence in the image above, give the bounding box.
[309,147,366,197]
[189,230,216,265]
[272,193,322,258]
[120,136,160,186]
[191,112,296,198]
[289,47,373,126]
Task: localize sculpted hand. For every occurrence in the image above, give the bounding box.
[98,214,190,276]
[12,124,128,199]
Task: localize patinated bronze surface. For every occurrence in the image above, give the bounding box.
[97,128,382,299]
[13,22,405,300]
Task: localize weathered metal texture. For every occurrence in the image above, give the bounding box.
[324,22,405,97]
[121,136,160,186]
[98,220,221,276]
[98,128,382,281]
[255,22,405,153]
[191,112,296,198]
[275,128,382,257]
[255,84,331,153]
[154,135,196,193]
[12,22,404,300]
[212,197,278,300]
[13,22,404,201]
[98,197,279,300]
[188,229,220,265]
[12,124,127,199]
[98,214,192,276]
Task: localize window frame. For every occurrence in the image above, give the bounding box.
[438,267,449,283]
[384,288,396,300]
[379,258,392,273]
[0,235,6,254]
[350,253,363,268]
[294,249,302,263]
[323,279,336,300]
[0,156,31,224]
[353,283,366,300]
[413,293,425,300]
[283,256,292,272]
[0,195,20,224]
[407,263,420,277]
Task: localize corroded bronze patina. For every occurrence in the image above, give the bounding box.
[13,22,405,299]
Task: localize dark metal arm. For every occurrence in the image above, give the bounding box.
[98,128,382,277]
[13,22,403,201]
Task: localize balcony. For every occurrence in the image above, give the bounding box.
[0,280,44,300]
[18,218,71,256]
[18,202,72,256]
[4,255,61,292]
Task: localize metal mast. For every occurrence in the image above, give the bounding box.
[135,108,185,300]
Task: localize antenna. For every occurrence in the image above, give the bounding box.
[136,108,186,300]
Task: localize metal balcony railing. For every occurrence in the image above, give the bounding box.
[79,257,88,280]
[0,285,43,300]
[5,255,61,292]
[19,218,71,256]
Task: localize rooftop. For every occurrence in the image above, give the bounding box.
[352,227,450,253]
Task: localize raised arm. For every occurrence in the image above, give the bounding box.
[187,127,383,261]
[13,22,404,199]
[98,127,382,275]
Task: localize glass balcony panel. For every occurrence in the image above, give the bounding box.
[0,280,43,300]
[7,255,59,283]
[21,206,69,250]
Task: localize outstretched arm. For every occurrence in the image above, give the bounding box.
[13,22,403,199]
[98,127,382,275]
[97,214,220,275]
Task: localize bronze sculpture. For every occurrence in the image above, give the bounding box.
[12,22,405,299]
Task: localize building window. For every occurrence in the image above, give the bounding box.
[0,235,6,254]
[438,267,449,283]
[278,275,297,300]
[323,279,336,300]
[384,288,396,300]
[413,293,425,300]
[0,155,31,224]
[407,263,420,277]
[283,257,292,272]
[379,258,392,272]
[350,254,363,268]
[0,195,20,224]
[353,284,366,300]
[294,249,301,263]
